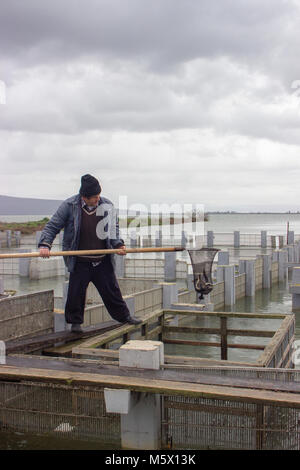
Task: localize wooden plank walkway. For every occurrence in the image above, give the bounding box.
[5,320,123,354]
[0,363,300,409]
[1,355,300,408]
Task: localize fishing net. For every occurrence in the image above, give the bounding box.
[187,248,219,300]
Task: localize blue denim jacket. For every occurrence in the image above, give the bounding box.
[38,193,124,272]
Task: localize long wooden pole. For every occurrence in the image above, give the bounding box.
[0,246,184,259]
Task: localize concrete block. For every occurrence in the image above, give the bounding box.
[119,340,163,370]
[104,389,132,414]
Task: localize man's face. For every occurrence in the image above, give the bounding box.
[82,193,101,207]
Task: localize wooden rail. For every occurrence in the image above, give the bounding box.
[68,309,294,369]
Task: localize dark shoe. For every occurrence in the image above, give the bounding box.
[71,324,83,333]
[125,316,142,325]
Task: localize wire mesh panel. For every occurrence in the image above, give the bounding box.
[187,248,219,299]
[162,395,300,450]
[0,381,121,445]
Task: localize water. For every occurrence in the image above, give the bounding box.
[0,212,299,449]
[2,212,300,233]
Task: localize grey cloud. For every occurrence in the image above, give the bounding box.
[0,0,297,73]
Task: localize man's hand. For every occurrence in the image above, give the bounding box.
[116,245,127,256]
[39,247,50,258]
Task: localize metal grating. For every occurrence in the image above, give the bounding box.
[162,395,300,450]
[0,381,121,445]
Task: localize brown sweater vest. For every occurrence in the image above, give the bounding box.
[77,207,107,262]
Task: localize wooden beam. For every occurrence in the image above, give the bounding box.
[163,326,276,338]
[163,338,265,351]
[164,309,287,320]
[1,365,300,408]
[0,246,184,259]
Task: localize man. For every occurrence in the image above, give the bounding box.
[38,174,142,332]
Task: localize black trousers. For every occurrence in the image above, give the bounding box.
[65,256,130,324]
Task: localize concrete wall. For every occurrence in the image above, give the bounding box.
[29,257,65,279]
[0,290,54,341]
[124,259,164,280]
[255,257,263,290]
[210,281,225,310]
[235,273,246,300]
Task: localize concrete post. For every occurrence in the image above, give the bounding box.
[272,250,279,263]
[54,281,69,332]
[195,235,203,248]
[245,259,256,297]
[104,340,163,449]
[261,231,267,248]
[143,236,151,247]
[35,231,42,248]
[279,236,284,248]
[216,265,224,283]
[0,278,4,295]
[164,251,176,282]
[181,231,187,249]
[155,230,162,247]
[14,231,21,247]
[288,245,294,263]
[288,231,294,245]
[262,254,272,289]
[130,232,137,248]
[115,254,125,278]
[6,230,11,248]
[161,283,178,309]
[18,249,31,277]
[271,235,276,249]
[207,231,214,248]
[294,242,300,263]
[218,251,229,265]
[278,250,288,282]
[290,267,300,310]
[234,231,240,248]
[224,265,235,306]
[239,260,246,274]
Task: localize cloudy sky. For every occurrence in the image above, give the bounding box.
[1,0,300,212]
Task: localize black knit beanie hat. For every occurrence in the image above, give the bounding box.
[79,174,101,197]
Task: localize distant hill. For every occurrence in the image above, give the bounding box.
[0,195,63,215]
